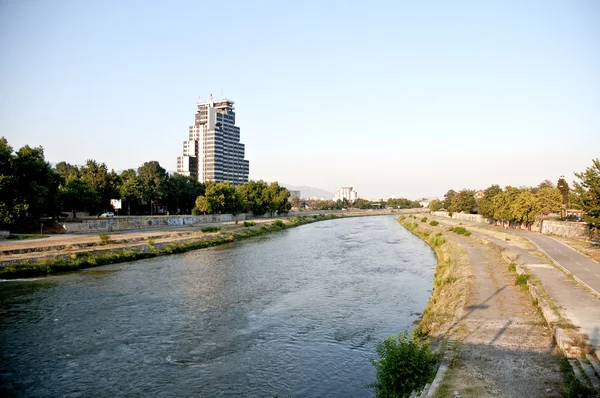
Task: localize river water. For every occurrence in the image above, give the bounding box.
[0,216,436,397]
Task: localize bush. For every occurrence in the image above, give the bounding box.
[272,220,285,228]
[191,208,201,215]
[147,239,155,249]
[367,332,437,397]
[508,263,517,273]
[98,233,111,245]
[421,217,428,223]
[201,226,220,233]
[243,221,256,227]
[429,221,439,226]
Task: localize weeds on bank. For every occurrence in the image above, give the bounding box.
[508,263,517,273]
[366,331,438,398]
[515,274,530,288]
[201,226,220,233]
[421,217,428,223]
[560,358,600,398]
[98,233,111,245]
[243,221,256,227]
[429,221,439,226]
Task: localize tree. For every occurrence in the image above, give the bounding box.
[536,186,562,217]
[492,186,521,225]
[59,175,99,218]
[237,180,269,216]
[119,169,142,216]
[55,161,79,178]
[204,181,241,215]
[573,159,600,235]
[354,198,372,209]
[510,191,537,227]
[138,161,167,215]
[443,190,456,210]
[428,199,443,212]
[478,184,502,218]
[0,137,27,225]
[449,189,476,214]
[264,182,290,216]
[12,143,61,221]
[80,159,114,213]
[195,196,211,214]
[556,176,570,207]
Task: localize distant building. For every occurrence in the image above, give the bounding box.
[474,190,485,200]
[177,95,249,185]
[334,186,358,202]
[419,200,430,208]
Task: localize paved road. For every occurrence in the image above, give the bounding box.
[511,231,600,296]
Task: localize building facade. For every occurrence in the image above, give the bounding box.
[177,95,250,185]
[334,186,358,202]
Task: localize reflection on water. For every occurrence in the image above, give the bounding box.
[0,216,436,397]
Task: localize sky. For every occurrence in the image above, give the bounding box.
[1,0,598,199]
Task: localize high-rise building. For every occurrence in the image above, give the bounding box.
[334,186,358,202]
[177,95,250,185]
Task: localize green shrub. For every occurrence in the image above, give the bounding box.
[201,226,220,233]
[421,217,428,223]
[243,221,256,227]
[366,331,438,397]
[448,227,471,236]
[98,233,111,245]
[515,274,530,288]
[191,208,201,215]
[429,221,439,226]
[312,215,318,219]
[508,263,517,273]
[272,219,285,228]
[147,239,155,249]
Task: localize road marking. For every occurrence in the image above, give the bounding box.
[585,267,591,271]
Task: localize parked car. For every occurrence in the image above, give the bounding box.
[566,214,583,222]
[100,212,115,218]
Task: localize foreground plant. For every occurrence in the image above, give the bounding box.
[366,331,438,397]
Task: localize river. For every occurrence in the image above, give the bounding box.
[0,216,436,397]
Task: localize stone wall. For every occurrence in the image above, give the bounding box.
[431,211,588,239]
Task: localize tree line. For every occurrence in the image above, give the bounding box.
[428,158,600,235]
[0,137,293,227]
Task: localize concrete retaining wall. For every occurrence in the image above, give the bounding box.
[432,211,588,239]
[0,230,9,239]
[62,214,242,233]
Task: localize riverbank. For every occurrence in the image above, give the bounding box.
[397,215,575,397]
[0,214,342,279]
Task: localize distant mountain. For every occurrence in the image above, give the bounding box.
[280,183,333,200]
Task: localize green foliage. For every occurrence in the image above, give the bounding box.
[559,357,600,398]
[272,219,285,228]
[508,263,517,273]
[428,199,443,212]
[515,274,530,288]
[420,217,428,223]
[138,161,167,214]
[429,221,439,226]
[191,208,201,215]
[243,221,256,227]
[449,189,477,214]
[387,197,422,209]
[201,226,220,233]
[448,227,471,236]
[443,189,456,210]
[556,177,570,207]
[366,332,438,398]
[146,239,155,249]
[195,196,211,214]
[573,159,600,236]
[98,233,111,245]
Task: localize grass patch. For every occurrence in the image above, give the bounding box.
[200,226,220,233]
[429,221,439,226]
[243,221,256,227]
[421,217,428,223]
[560,358,600,397]
[448,227,471,237]
[515,274,530,288]
[366,331,438,397]
[271,219,285,228]
[6,234,50,240]
[508,263,517,273]
[146,239,155,250]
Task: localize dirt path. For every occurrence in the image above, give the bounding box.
[439,233,564,397]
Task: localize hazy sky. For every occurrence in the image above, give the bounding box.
[1,0,598,199]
